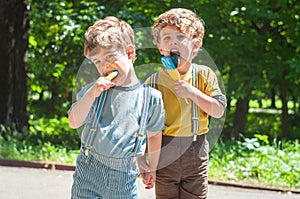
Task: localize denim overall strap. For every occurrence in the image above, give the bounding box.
[149,72,158,89]
[84,90,108,156]
[132,85,150,156]
[149,69,199,141]
[191,65,199,141]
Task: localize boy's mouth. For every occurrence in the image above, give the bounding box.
[170,49,180,67]
[105,70,119,80]
[170,49,180,57]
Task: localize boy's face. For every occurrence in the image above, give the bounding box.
[157,25,201,74]
[88,46,134,86]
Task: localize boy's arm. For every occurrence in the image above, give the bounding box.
[68,77,115,128]
[68,86,96,128]
[190,86,225,118]
[136,153,151,188]
[141,130,162,189]
[147,130,162,173]
[174,81,225,118]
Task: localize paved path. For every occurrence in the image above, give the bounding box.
[0,166,298,199]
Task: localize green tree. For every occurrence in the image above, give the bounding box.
[28,0,104,118]
[2,0,299,141]
[198,0,300,139]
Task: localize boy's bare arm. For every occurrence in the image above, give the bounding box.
[68,77,115,128]
[68,87,95,129]
[147,131,162,172]
[191,87,225,118]
[174,80,225,118]
[136,131,162,189]
[143,130,162,189]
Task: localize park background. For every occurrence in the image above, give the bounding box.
[0,0,299,191]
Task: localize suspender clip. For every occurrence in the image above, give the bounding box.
[84,147,90,156]
[193,134,197,142]
[90,128,96,132]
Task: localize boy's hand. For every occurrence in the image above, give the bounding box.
[93,77,115,98]
[174,80,195,99]
[143,172,156,189]
[137,157,156,189]
[137,157,150,175]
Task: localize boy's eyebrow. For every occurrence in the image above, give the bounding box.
[161,30,183,36]
[88,46,101,57]
[161,32,171,36]
[90,49,114,63]
[91,58,98,63]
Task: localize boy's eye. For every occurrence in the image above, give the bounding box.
[177,35,186,41]
[162,36,170,41]
[105,54,115,62]
[95,60,101,65]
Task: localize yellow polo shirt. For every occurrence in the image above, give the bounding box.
[145,64,224,137]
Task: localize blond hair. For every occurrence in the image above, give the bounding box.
[84,16,134,57]
[152,8,205,45]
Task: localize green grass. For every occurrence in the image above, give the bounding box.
[0,134,78,164]
[209,135,300,190]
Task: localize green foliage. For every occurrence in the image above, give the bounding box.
[223,109,300,140]
[0,137,78,164]
[24,0,300,139]
[209,136,300,189]
[0,122,79,164]
[27,0,105,118]
[28,116,80,150]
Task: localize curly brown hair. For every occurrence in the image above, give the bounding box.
[84,16,134,57]
[152,8,205,46]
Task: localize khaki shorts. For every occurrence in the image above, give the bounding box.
[155,135,209,199]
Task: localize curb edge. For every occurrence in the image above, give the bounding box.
[1,158,299,194]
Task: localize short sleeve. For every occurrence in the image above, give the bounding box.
[200,66,227,107]
[146,88,165,132]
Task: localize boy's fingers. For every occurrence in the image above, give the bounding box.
[145,182,154,189]
[143,179,148,185]
[140,172,145,178]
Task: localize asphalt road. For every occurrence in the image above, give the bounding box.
[0,166,298,199]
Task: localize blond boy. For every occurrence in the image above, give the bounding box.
[68,16,164,199]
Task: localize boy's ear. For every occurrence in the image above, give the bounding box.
[157,44,164,55]
[192,39,202,53]
[126,45,135,59]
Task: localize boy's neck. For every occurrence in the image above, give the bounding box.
[180,67,193,80]
[120,70,140,87]
[178,62,192,75]
[123,78,140,87]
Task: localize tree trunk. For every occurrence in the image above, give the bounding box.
[279,84,289,138]
[233,98,249,140]
[226,97,231,110]
[270,87,276,109]
[0,0,29,132]
[50,80,58,116]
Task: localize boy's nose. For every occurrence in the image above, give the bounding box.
[171,38,178,45]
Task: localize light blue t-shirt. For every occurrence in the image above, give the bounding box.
[70,82,165,158]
